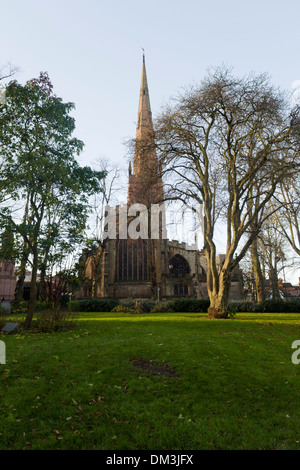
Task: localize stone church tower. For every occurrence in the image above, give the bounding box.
[81,55,245,301]
[127,53,164,208]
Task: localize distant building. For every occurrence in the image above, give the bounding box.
[0,260,17,301]
[277,278,300,301]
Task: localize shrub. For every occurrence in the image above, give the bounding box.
[133,300,147,314]
[30,309,78,332]
[111,305,135,314]
[151,302,173,313]
[119,299,135,309]
[133,299,156,313]
[116,299,155,312]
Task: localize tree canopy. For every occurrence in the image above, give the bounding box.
[0,72,105,327]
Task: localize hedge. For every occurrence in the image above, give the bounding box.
[168,299,210,313]
[67,298,300,314]
[228,300,300,313]
[68,299,119,312]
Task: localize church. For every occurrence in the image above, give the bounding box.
[81,55,244,301]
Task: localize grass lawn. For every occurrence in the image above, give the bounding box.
[1,311,300,450]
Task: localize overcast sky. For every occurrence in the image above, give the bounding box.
[1,0,300,280]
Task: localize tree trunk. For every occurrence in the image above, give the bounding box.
[14,194,30,307]
[251,238,265,302]
[92,244,104,298]
[207,268,231,318]
[14,246,29,307]
[24,246,38,329]
[270,267,281,300]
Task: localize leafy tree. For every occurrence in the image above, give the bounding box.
[0,72,105,327]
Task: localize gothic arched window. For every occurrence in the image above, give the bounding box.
[169,254,190,278]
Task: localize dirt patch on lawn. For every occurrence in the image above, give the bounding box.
[131,359,179,378]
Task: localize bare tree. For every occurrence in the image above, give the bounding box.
[83,159,122,298]
[258,214,289,300]
[0,62,18,82]
[271,177,300,257]
[155,67,300,318]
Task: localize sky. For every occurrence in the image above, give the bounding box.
[2,0,300,169]
[1,0,300,281]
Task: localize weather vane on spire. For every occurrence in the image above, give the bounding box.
[142,47,145,61]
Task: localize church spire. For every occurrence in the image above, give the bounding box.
[136,51,153,141]
[128,53,164,207]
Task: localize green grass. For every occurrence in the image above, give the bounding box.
[1,311,300,450]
